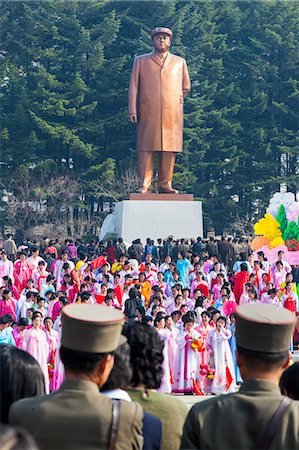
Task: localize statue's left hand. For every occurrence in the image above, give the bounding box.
[129,113,138,123]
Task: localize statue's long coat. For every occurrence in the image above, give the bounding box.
[128,51,191,152]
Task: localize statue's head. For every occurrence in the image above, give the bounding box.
[151,27,172,53]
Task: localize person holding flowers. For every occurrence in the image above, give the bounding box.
[195,311,213,393]
[206,316,236,394]
[173,312,201,394]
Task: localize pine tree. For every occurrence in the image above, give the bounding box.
[276,205,288,234]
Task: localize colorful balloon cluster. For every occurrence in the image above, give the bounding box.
[251,193,299,259]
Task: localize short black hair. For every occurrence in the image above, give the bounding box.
[101,343,132,392]
[279,362,299,400]
[141,316,153,325]
[217,315,227,325]
[46,274,55,283]
[18,318,29,327]
[123,322,163,389]
[0,316,11,325]
[60,346,110,375]
[44,316,54,325]
[80,291,92,303]
[182,313,195,324]
[237,346,289,371]
[0,345,45,423]
[32,312,42,320]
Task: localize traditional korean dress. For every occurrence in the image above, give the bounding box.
[229,323,242,384]
[13,259,32,292]
[22,327,50,394]
[195,323,213,393]
[273,269,286,290]
[167,327,178,379]
[0,298,17,321]
[206,327,236,395]
[176,259,192,288]
[172,328,200,393]
[45,328,60,391]
[12,327,26,349]
[233,271,250,303]
[52,322,64,391]
[157,328,172,394]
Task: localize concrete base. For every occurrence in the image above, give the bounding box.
[99,196,203,243]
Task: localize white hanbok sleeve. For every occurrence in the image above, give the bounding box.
[176,330,188,349]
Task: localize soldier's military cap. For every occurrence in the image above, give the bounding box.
[61,303,126,353]
[236,303,296,353]
[151,27,173,38]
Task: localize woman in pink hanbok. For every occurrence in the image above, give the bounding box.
[52,319,64,391]
[2,276,20,300]
[264,288,282,307]
[157,271,166,294]
[195,311,213,393]
[239,282,253,305]
[13,253,32,292]
[211,273,225,301]
[0,289,17,321]
[44,316,59,391]
[22,312,50,394]
[206,316,235,395]
[165,315,178,380]
[273,261,286,290]
[12,318,29,348]
[173,314,200,393]
[154,314,172,393]
[247,289,261,304]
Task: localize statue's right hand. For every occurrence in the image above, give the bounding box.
[129,113,138,123]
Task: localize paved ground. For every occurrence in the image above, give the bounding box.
[173,393,212,409]
[173,350,299,410]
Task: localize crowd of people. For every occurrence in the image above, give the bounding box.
[0,233,299,449]
[0,233,298,398]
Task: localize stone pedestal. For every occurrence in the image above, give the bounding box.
[99,194,203,243]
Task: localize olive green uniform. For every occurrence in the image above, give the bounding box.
[10,379,143,450]
[181,379,299,450]
[129,389,187,450]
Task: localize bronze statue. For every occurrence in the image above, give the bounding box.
[128,27,191,194]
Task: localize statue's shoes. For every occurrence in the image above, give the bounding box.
[139,187,149,194]
[159,187,179,194]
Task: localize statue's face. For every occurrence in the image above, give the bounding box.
[152,33,171,52]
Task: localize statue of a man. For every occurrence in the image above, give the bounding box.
[128,27,191,194]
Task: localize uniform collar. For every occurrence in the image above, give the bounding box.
[151,51,172,68]
[60,378,100,394]
[239,379,281,395]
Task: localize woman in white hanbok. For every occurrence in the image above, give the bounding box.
[173,314,200,393]
[206,316,236,395]
[154,314,172,393]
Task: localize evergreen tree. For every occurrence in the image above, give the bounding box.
[0,0,298,235]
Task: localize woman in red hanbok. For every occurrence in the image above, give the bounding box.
[13,253,32,292]
[60,274,79,303]
[233,263,250,303]
[282,282,298,315]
